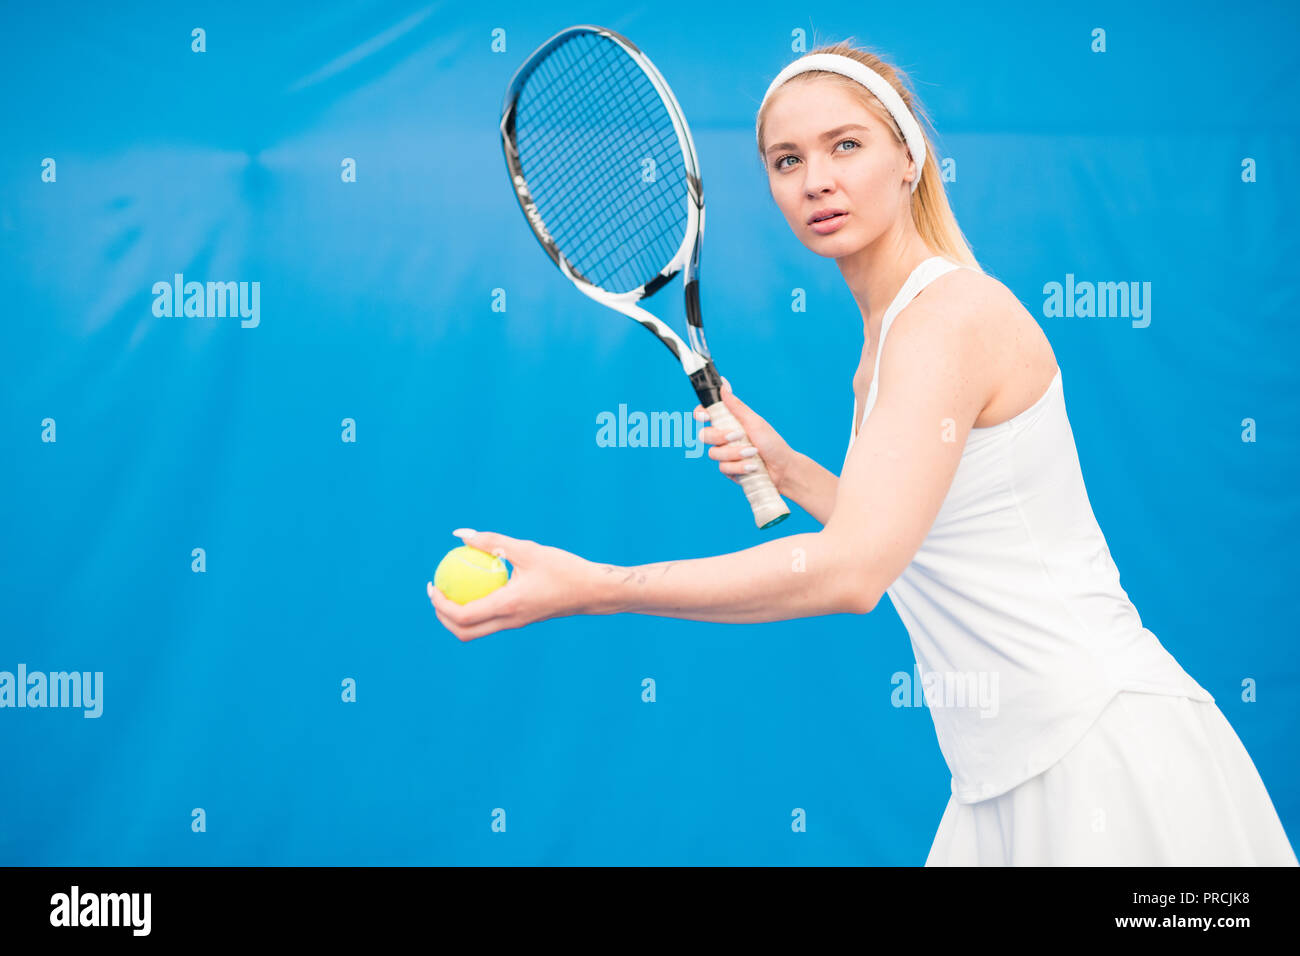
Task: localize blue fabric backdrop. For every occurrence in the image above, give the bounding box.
[2,0,1296,865]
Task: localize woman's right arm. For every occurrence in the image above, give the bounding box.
[775,453,839,527]
[694,381,840,527]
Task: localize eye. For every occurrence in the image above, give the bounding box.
[772,138,863,171]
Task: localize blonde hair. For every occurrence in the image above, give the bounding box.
[757,39,984,273]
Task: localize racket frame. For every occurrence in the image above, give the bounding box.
[499,25,789,528]
[500,25,715,386]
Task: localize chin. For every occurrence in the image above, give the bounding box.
[806,245,844,259]
[803,233,862,258]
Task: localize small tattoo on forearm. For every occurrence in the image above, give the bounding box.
[602,563,671,586]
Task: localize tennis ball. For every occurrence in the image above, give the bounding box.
[434,545,510,604]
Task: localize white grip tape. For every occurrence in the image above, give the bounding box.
[705,400,791,529]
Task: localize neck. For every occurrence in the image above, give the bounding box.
[836,222,938,347]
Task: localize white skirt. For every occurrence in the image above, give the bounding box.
[925,690,1300,866]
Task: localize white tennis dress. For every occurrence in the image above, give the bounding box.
[844,255,1299,866]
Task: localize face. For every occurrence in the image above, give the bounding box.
[762,79,916,258]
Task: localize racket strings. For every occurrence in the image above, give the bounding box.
[525,67,675,257]
[513,33,690,294]
[522,49,669,252]
[516,40,619,182]
[521,37,677,205]
[519,38,684,277]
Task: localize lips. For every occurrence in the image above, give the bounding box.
[807,208,848,224]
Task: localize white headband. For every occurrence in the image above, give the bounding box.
[757,53,926,192]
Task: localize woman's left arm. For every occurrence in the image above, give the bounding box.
[586,529,868,622]
[428,527,867,642]
[429,285,1002,642]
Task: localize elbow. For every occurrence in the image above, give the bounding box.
[819,530,881,615]
[836,571,880,615]
[847,588,880,615]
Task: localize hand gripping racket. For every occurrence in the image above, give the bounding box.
[499,24,790,530]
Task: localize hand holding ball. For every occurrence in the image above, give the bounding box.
[428,529,591,642]
[434,545,510,604]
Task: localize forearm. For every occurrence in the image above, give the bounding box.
[779,453,840,526]
[582,531,868,623]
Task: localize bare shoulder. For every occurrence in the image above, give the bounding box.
[911,266,1028,326]
[887,266,1057,425]
[885,266,1010,366]
[912,267,1053,362]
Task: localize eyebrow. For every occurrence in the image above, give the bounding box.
[765,124,870,155]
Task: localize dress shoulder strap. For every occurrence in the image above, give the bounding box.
[852,257,968,440]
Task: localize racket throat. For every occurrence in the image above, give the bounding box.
[689,361,726,407]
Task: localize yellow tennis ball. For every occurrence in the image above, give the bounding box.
[434,545,510,604]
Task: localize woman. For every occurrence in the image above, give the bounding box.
[429,41,1298,866]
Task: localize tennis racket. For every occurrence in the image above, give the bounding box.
[499,24,790,530]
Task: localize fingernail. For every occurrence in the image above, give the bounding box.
[743,461,758,473]
[452,527,476,537]
[725,430,743,441]
[740,446,758,458]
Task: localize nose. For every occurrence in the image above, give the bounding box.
[802,155,835,197]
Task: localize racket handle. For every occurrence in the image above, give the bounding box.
[704,399,791,530]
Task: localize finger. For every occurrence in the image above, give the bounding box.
[429,581,493,630]
[439,610,493,643]
[722,458,760,476]
[432,606,466,640]
[461,581,516,626]
[709,441,755,461]
[717,379,758,418]
[428,591,466,639]
[430,588,494,642]
[457,615,517,642]
[429,580,462,614]
[453,528,518,562]
[720,387,751,416]
[435,597,513,643]
[702,423,746,445]
[430,578,513,628]
[428,582,470,627]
